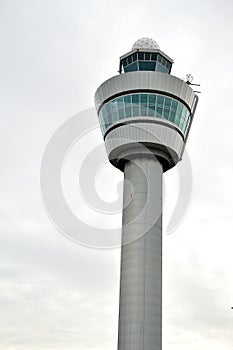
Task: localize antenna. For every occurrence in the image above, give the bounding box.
[186,74,193,84]
[185,73,201,93]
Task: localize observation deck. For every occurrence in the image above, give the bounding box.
[95,38,198,171]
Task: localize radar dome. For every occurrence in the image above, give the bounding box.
[132,38,160,50]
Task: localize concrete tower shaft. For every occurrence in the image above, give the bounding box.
[118,156,162,350]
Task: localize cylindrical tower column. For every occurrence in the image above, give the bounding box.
[118,156,163,350]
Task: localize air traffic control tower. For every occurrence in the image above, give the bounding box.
[95,38,198,350]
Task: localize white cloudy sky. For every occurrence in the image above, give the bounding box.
[1,0,233,349]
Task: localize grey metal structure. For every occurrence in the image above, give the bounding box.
[95,38,198,350]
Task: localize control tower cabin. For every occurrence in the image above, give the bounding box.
[95,38,198,350]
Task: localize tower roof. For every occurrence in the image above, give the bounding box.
[132,38,160,50]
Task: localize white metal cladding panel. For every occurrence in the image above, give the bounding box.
[104,122,184,159]
[94,71,196,111]
[112,76,119,95]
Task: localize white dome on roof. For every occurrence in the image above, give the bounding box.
[132,38,160,50]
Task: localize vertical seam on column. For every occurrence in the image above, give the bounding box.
[161,172,163,349]
[142,159,148,350]
[143,227,146,350]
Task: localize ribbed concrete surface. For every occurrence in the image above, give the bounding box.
[118,156,162,350]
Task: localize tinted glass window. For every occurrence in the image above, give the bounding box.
[112,108,118,122]
[149,95,156,104]
[165,97,171,108]
[139,61,156,71]
[127,56,132,64]
[156,106,163,117]
[171,100,178,110]
[133,106,139,116]
[177,103,183,113]
[139,61,148,70]
[141,105,147,116]
[117,97,124,110]
[106,103,111,114]
[162,57,166,66]
[156,63,169,73]
[132,94,139,104]
[157,96,164,106]
[119,109,125,119]
[164,109,169,119]
[99,93,190,135]
[125,107,132,118]
[124,95,131,104]
[148,107,155,116]
[138,52,144,60]
[151,53,157,61]
[175,113,181,125]
[158,54,162,63]
[122,59,127,67]
[140,94,148,104]
[123,53,171,73]
[124,62,138,72]
[169,111,175,122]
